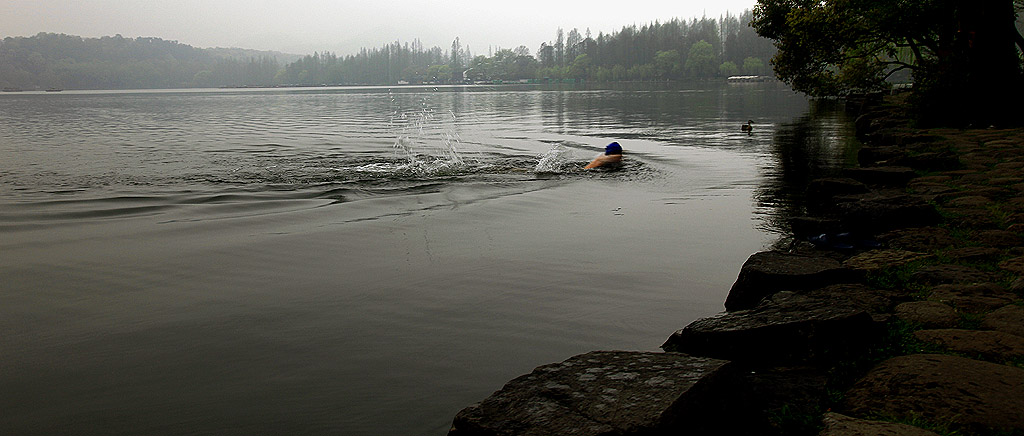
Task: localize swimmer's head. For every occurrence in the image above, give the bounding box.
[605,142,622,155]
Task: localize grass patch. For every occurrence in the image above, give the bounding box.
[958,312,985,329]
[986,203,1014,230]
[947,226,979,247]
[934,203,961,221]
[864,259,932,292]
[879,319,947,356]
[770,321,950,436]
[767,403,826,436]
[824,321,939,392]
[1008,356,1024,370]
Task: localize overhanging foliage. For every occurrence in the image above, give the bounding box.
[752,0,1024,126]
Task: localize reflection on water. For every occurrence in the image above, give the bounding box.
[754,100,862,235]
[0,83,859,436]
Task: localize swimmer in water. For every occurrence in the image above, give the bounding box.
[584,142,623,169]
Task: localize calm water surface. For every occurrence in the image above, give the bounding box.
[0,83,857,435]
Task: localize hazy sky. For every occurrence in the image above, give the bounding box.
[2,0,758,56]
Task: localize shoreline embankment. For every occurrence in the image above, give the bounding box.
[446,94,1024,436]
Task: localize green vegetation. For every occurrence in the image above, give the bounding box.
[531,13,773,83]
[1,11,776,90]
[864,260,930,293]
[278,14,775,85]
[767,403,826,435]
[750,0,1024,126]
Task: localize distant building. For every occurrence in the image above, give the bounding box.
[727,75,768,83]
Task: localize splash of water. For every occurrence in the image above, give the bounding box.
[533,144,576,173]
[386,90,465,176]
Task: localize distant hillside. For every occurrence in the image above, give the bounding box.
[0,33,293,90]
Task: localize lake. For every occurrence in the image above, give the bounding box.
[0,83,857,435]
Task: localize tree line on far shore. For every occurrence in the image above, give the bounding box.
[278,11,775,85]
[0,11,774,90]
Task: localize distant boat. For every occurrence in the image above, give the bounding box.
[45,88,64,92]
[2,87,24,92]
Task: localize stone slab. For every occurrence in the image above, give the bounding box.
[999,256,1024,274]
[894,301,959,329]
[944,246,1003,263]
[448,351,737,436]
[842,249,931,272]
[725,251,856,311]
[975,230,1024,248]
[843,354,1024,434]
[911,265,1000,286]
[877,227,955,252]
[982,305,1024,338]
[664,291,877,363]
[929,283,1017,313]
[914,329,1024,361]
[819,412,941,436]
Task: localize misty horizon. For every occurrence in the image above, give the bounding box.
[2,0,757,58]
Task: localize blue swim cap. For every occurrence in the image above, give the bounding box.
[605,142,622,155]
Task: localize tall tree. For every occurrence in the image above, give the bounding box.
[566,28,582,62]
[450,37,463,82]
[555,28,565,67]
[537,42,555,68]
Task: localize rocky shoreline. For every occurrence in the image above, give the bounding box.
[448,95,1024,436]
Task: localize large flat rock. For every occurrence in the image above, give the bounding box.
[983,305,1024,337]
[944,246,1003,263]
[448,351,738,436]
[877,227,955,252]
[914,329,1024,362]
[842,249,931,272]
[911,265,1002,287]
[844,354,1024,434]
[819,412,941,436]
[894,301,959,329]
[725,251,856,311]
[664,291,877,363]
[802,283,900,316]
[974,229,1024,248]
[928,283,1017,313]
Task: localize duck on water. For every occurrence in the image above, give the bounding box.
[741,120,753,133]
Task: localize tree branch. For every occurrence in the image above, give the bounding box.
[904,38,927,66]
[882,64,914,80]
[1014,25,1024,54]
